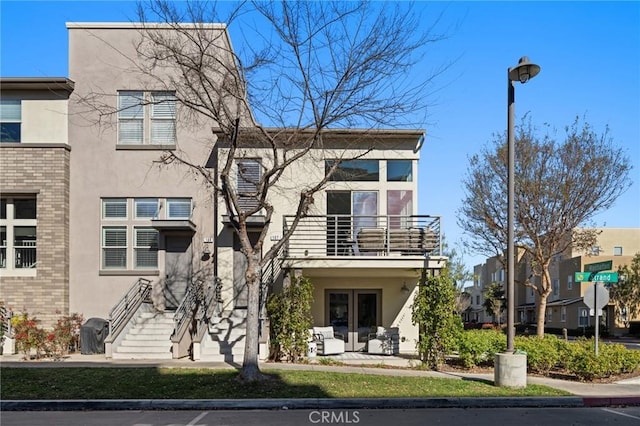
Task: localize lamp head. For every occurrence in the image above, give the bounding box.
[509,56,541,84]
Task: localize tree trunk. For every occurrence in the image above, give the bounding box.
[535,265,552,338]
[238,254,264,382]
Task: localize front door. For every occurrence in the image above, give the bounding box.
[233,231,261,308]
[326,289,381,351]
[164,235,192,310]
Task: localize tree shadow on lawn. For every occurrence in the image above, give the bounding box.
[0,367,331,400]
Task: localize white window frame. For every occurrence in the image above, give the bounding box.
[167,198,192,219]
[102,198,128,220]
[0,197,37,276]
[117,91,176,146]
[134,198,159,219]
[134,227,159,269]
[613,246,623,256]
[102,226,128,269]
[553,278,559,297]
[546,308,552,322]
[560,306,566,322]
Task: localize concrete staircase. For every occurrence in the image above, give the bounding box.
[199,309,247,363]
[112,311,174,360]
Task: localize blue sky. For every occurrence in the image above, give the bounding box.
[1,1,639,271]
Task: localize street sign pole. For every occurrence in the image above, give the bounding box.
[594,282,599,356]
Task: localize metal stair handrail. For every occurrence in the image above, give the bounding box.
[107,277,152,340]
[172,278,203,341]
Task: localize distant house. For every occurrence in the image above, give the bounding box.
[474,228,640,336]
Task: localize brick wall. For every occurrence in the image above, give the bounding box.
[0,144,70,328]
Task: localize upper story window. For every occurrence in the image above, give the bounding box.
[236,159,262,212]
[387,160,412,182]
[613,246,623,256]
[103,198,127,219]
[118,91,176,146]
[326,160,379,181]
[134,198,159,219]
[1,197,37,273]
[0,99,21,142]
[167,198,192,219]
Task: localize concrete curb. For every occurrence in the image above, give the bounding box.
[0,396,623,411]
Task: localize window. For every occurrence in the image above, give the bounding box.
[476,295,480,305]
[387,160,412,182]
[578,308,589,327]
[134,198,159,219]
[561,307,566,322]
[0,197,37,272]
[236,159,261,212]
[387,190,412,228]
[102,227,127,269]
[118,91,176,145]
[546,308,552,322]
[134,228,158,269]
[0,99,21,142]
[326,160,379,181]
[553,278,559,297]
[613,246,623,256]
[499,270,505,282]
[167,198,192,219]
[101,197,188,271]
[103,198,127,219]
[567,274,573,290]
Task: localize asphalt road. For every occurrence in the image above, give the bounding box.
[3,407,640,426]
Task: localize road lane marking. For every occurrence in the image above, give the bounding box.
[601,408,640,420]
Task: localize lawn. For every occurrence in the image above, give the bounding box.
[0,367,570,399]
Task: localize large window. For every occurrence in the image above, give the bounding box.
[236,159,261,212]
[578,308,589,327]
[326,160,379,181]
[0,197,37,271]
[100,198,172,270]
[0,99,21,142]
[118,91,176,145]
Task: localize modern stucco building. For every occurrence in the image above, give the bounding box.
[27,22,445,360]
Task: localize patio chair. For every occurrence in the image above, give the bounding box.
[312,326,345,355]
[367,326,400,355]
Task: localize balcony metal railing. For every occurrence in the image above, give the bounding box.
[283,215,441,258]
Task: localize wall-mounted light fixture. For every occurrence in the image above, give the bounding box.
[401,283,410,294]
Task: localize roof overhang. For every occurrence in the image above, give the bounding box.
[0,78,75,95]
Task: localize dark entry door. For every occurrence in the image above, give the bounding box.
[233,231,261,308]
[326,289,381,351]
[164,235,192,310]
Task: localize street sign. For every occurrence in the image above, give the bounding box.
[574,271,618,283]
[583,283,610,311]
[584,260,613,273]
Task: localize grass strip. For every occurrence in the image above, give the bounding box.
[0,367,570,399]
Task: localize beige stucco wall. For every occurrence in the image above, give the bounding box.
[67,24,220,319]
[21,99,69,143]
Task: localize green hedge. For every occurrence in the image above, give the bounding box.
[456,329,506,368]
[455,331,640,380]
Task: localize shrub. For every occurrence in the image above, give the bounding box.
[11,313,47,359]
[563,338,640,380]
[456,329,506,368]
[49,313,84,359]
[514,334,567,374]
[267,275,314,362]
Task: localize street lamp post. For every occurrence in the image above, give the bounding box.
[506,56,540,353]
[495,56,540,388]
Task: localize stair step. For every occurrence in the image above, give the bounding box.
[115,346,171,353]
[132,322,174,329]
[112,352,173,360]
[127,328,173,335]
[120,338,171,346]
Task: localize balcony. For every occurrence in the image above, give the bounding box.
[282,215,442,271]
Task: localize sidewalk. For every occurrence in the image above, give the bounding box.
[1,352,639,410]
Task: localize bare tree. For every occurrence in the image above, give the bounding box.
[74,0,450,381]
[482,282,505,327]
[458,117,632,337]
